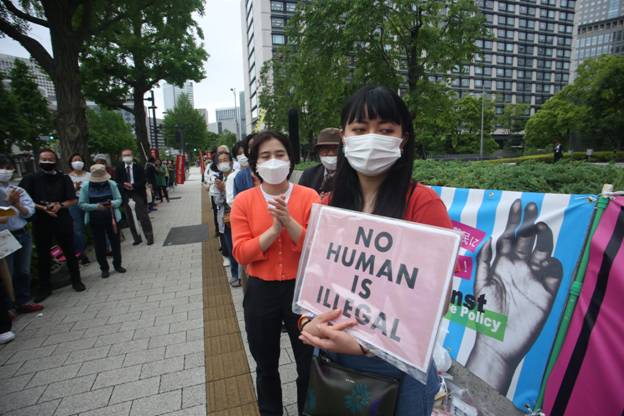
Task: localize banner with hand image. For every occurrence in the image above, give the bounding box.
[432,186,595,411]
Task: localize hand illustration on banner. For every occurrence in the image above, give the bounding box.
[466,199,563,393]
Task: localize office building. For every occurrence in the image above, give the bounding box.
[197,108,210,128]
[162,81,194,111]
[0,53,56,101]
[240,0,298,132]
[571,0,624,79]
[216,107,242,138]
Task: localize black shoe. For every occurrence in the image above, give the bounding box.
[114,267,126,273]
[146,239,154,246]
[132,239,143,246]
[72,281,86,291]
[101,270,110,278]
[33,289,52,303]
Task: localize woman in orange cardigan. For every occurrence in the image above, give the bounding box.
[231,131,320,416]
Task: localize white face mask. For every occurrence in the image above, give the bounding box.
[257,158,290,185]
[237,155,249,167]
[71,161,84,171]
[343,134,402,176]
[122,156,133,164]
[218,162,232,173]
[320,156,337,171]
[0,169,14,183]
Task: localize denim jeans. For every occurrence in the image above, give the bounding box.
[6,230,33,306]
[68,205,86,254]
[324,352,440,416]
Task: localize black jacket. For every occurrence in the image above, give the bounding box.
[115,162,147,194]
[298,164,329,194]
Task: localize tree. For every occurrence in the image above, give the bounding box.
[524,96,586,150]
[80,0,208,159]
[8,60,52,151]
[162,94,208,154]
[497,103,530,136]
[259,0,486,145]
[0,73,22,153]
[449,95,498,154]
[86,108,135,157]
[0,0,126,163]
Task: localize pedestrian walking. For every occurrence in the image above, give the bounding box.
[115,149,154,246]
[19,149,85,302]
[67,153,90,264]
[298,85,452,416]
[554,142,563,162]
[0,154,42,314]
[154,159,169,203]
[79,164,125,278]
[299,128,341,197]
[231,131,320,415]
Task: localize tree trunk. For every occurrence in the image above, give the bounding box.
[132,87,151,162]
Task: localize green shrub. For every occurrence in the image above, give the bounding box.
[413,160,624,194]
[485,151,624,165]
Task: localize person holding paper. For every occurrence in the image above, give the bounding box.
[231,131,320,416]
[19,149,85,302]
[0,154,42,314]
[298,85,452,416]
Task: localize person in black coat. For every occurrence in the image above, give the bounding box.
[115,149,154,245]
[144,157,158,211]
[298,128,341,197]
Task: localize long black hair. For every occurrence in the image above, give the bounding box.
[329,85,415,219]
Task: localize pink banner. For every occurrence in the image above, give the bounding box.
[452,221,486,253]
[543,198,624,416]
[295,206,460,376]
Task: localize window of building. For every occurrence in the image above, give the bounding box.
[271,1,284,12]
[272,34,285,44]
[519,18,536,29]
[520,5,536,15]
[286,2,296,12]
[271,17,284,28]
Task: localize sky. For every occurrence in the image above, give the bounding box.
[0,0,245,122]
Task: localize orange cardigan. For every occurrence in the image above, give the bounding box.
[231,185,321,281]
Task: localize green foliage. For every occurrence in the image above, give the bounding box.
[524,55,624,150]
[80,0,208,151]
[259,0,486,150]
[0,61,52,153]
[412,160,624,194]
[484,150,624,164]
[86,108,136,156]
[162,95,209,153]
[497,102,530,135]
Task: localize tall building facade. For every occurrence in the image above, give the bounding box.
[241,1,576,132]
[215,105,248,138]
[0,53,56,101]
[240,0,298,132]
[162,81,194,111]
[570,0,624,79]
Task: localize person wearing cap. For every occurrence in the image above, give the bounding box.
[298,128,341,196]
[94,154,116,179]
[79,164,126,278]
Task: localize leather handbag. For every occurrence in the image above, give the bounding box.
[303,354,399,416]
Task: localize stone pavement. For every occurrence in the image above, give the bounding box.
[0,169,206,416]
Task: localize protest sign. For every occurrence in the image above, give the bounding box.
[0,229,22,259]
[294,205,461,381]
[431,186,594,410]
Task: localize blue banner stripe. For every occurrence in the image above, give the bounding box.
[442,188,471,357]
[513,195,594,408]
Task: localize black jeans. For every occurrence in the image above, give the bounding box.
[0,297,11,333]
[91,221,122,272]
[33,219,81,291]
[244,277,313,416]
[157,185,169,202]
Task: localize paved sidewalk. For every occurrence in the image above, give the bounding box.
[0,169,206,416]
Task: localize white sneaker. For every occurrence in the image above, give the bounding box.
[222,257,230,267]
[0,331,15,345]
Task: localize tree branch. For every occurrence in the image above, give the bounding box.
[1,0,49,27]
[0,17,54,75]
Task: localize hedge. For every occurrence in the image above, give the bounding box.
[484,151,624,165]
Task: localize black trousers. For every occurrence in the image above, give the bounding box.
[91,221,122,272]
[210,196,219,236]
[0,301,10,333]
[157,185,169,202]
[244,277,313,416]
[122,190,154,242]
[33,219,81,291]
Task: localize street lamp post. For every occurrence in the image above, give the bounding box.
[479,60,486,160]
[230,87,241,141]
[144,90,159,150]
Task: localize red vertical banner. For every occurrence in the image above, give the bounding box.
[175,154,186,184]
[198,150,206,177]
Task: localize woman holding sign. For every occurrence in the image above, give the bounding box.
[298,85,452,416]
[231,131,320,416]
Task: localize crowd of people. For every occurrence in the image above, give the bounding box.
[0,148,177,345]
[202,85,452,416]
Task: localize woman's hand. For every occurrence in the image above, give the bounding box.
[299,309,361,355]
[268,195,291,226]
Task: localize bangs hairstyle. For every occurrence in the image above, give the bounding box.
[330,85,416,219]
[248,130,294,183]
